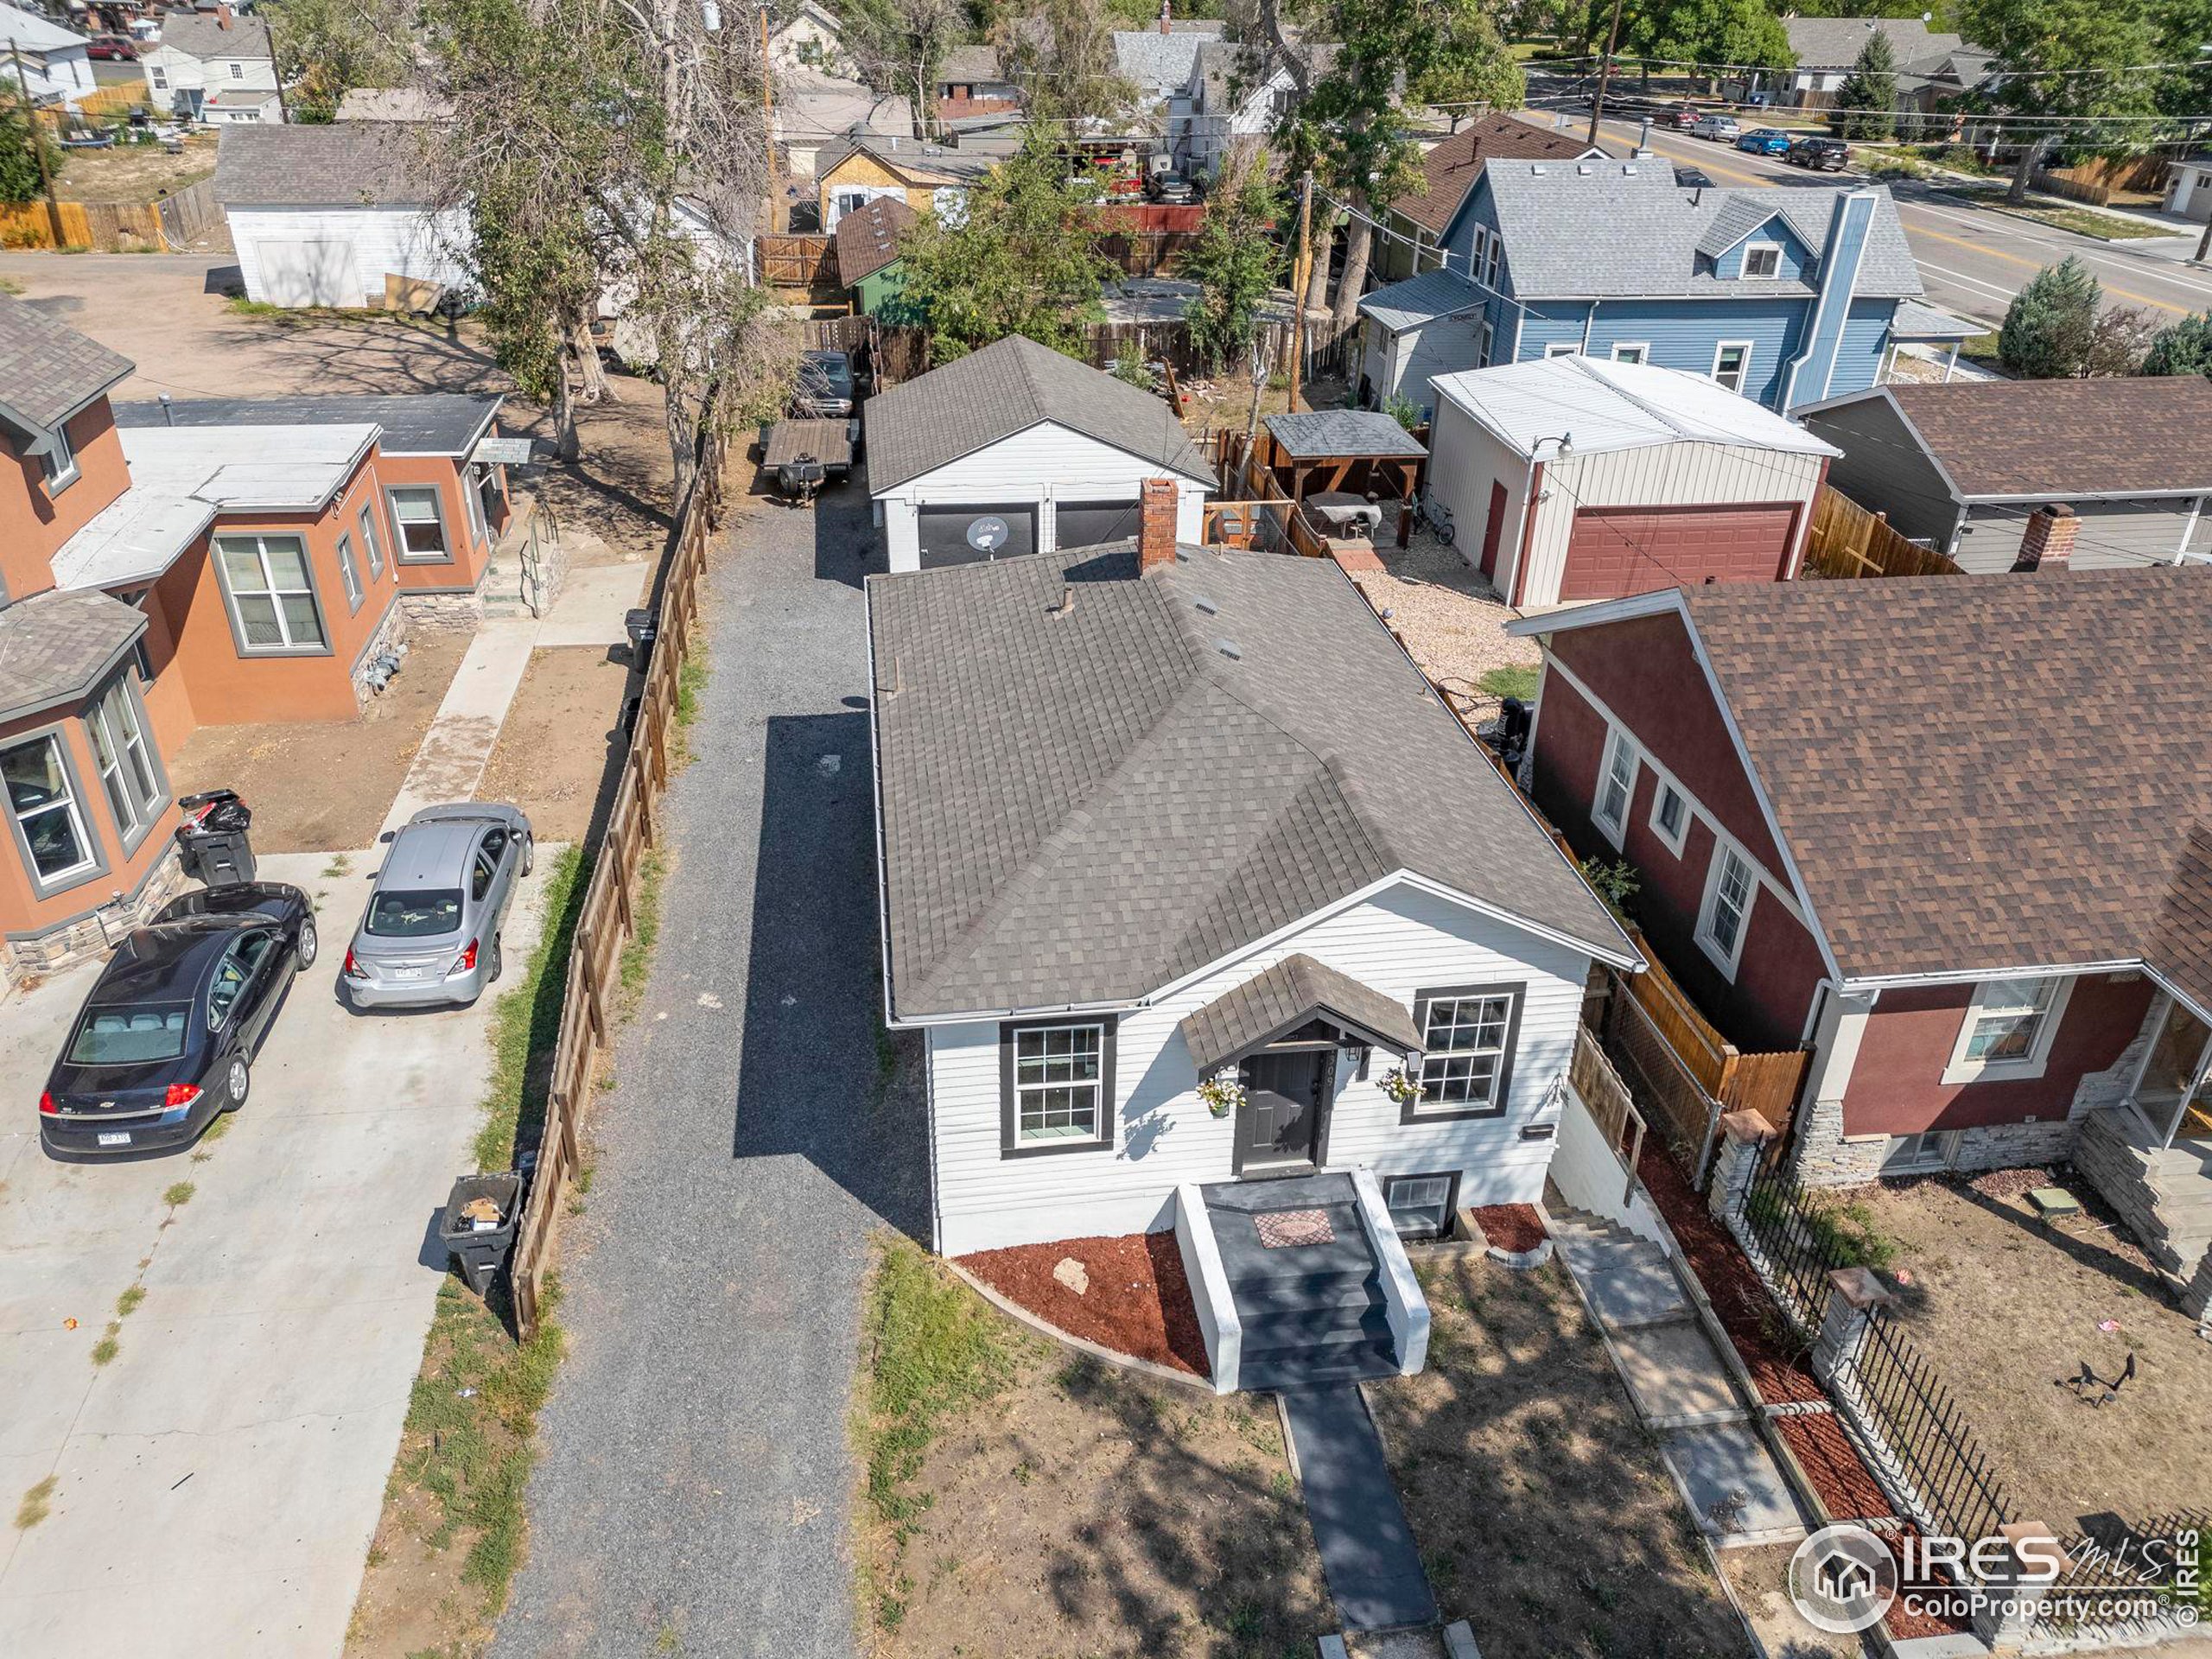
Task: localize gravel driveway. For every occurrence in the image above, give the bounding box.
[491,479,926,1657]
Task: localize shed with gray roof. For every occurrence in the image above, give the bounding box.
[865,334,1216,572]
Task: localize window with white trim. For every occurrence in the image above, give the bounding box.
[85,677,162,842]
[1484,237,1502,288]
[3,734,96,885]
[1610,342,1649,365]
[1650,779,1689,855]
[1883,1131,1955,1173]
[1697,843,1756,974]
[1942,976,2073,1084]
[1478,319,1494,369]
[336,531,364,610]
[357,504,385,577]
[388,485,450,559]
[1712,341,1753,395]
[41,419,76,490]
[227,60,243,79]
[1002,1020,1113,1152]
[1544,342,1579,358]
[1592,728,1637,846]
[216,534,326,652]
[1412,985,1522,1117]
[1741,243,1783,280]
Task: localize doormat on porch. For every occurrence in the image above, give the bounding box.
[1255,1209,1336,1249]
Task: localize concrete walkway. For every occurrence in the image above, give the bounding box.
[1283,1385,1440,1633]
[1548,1205,1805,1548]
[379,563,645,836]
[490,483,928,1657]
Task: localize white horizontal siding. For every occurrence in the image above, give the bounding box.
[925,880,1592,1255]
[229,204,473,308]
[1425,398,1526,585]
[875,420,1208,573]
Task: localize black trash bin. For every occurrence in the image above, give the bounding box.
[624,607,659,662]
[441,1171,523,1298]
[175,789,255,887]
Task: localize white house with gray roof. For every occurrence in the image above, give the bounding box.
[143,8,282,124]
[864,334,1215,571]
[0,6,93,107]
[1778,16,1994,111]
[867,487,1643,1376]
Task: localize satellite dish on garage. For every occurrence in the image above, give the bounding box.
[967,515,1010,554]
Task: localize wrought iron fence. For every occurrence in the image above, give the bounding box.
[2035,1510,2210,1640]
[1732,1151,1837,1333]
[1847,1306,2012,1549]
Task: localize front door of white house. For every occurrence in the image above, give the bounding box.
[1236,1048,1331,1173]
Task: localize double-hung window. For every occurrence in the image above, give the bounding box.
[1712,341,1753,395]
[357,504,385,578]
[387,486,450,560]
[1477,319,1495,370]
[1001,1019,1115,1154]
[1592,728,1637,848]
[216,534,326,652]
[1484,238,1502,288]
[1942,977,2073,1084]
[3,734,97,887]
[336,531,364,611]
[1697,843,1757,975]
[85,677,162,847]
[1409,984,1522,1119]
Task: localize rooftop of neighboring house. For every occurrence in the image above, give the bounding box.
[868,539,1633,1019]
[816,135,997,188]
[0,587,147,726]
[864,333,1211,491]
[1433,356,1842,461]
[0,292,132,438]
[1518,568,2212,1011]
[1468,162,1924,301]
[0,4,86,53]
[1783,15,1993,82]
[1111,24,1224,98]
[114,392,502,457]
[1806,378,2212,499]
[1387,112,1602,238]
[155,10,272,61]
[782,69,913,146]
[1189,35,1335,109]
[213,121,437,208]
[834,195,916,285]
[937,42,1003,85]
[51,422,378,592]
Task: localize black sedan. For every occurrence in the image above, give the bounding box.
[39,884,317,1160]
[1789,136,1851,172]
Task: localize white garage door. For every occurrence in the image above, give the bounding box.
[256,238,361,308]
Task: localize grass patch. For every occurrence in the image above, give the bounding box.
[1941,181,2171,241]
[14,1477,54,1529]
[91,1328,119,1366]
[162,1181,194,1208]
[472,844,586,1173]
[1961,330,2002,367]
[322,852,353,878]
[0,274,22,296]
[115,1285,144,1319]
[1745,1184,1900,1271]
[223,295,451,330]
[618,849,667,995]
[1478,664,1540,702]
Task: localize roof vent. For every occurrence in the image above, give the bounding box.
[1193,595,1218,615]
[1214,638,1242,660]
[1577,163,1592,175]
[1530,163,1546,175]
[1623,163,1637,175]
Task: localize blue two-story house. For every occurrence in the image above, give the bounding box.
[1357,160,1975,420]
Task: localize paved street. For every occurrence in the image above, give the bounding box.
[1573,112,2212,327]
[492,480,926,1656]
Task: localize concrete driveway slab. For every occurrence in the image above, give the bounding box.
[0,849,557,1659]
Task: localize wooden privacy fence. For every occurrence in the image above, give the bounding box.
[760,232,836,291]
[1802,485,1963,579]
[0,177,217,251]
[1570,1021,1645,1207]
[507,434,724,1341]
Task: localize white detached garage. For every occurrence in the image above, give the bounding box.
[215,124,471,310]
[865,334,1214,573]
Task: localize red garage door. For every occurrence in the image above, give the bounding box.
[1558,504,1801,601]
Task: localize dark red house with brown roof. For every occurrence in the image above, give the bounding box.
[1510,570,2212,1308]
[1373,113,1604,282]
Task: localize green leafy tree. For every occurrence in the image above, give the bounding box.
[2152,0,2212,113]
[1606,0,1794,91]
[1956,0,2160,202]
[844,0,964,120]
[1833,27,1898,140]
[0,86,59,207]
[2141,311,2212,376]
[264,0,412,124]
[994,0,1136,124]
[898,135,1115,358]
[1179,143,1285,372]
[1999,255,2099,377]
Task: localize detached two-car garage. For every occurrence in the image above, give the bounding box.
[1557,503,1804,601]
[867,335,1214,574]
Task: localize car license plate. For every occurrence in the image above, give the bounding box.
[98,1132,131,1147]
[390,967,423,982]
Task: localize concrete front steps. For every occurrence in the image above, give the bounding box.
[1234,1262,1401,1393]
[1548,1205,1805,1548]
[2075,1108,2212,1283]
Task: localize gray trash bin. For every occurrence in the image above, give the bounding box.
[440,1171,523,1298]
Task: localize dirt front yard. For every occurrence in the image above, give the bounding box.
[476,646,641,845]
[1373,1253,1751,1659]
[166,636,468,851]
[1846,1171,2212,1530]
[55,137,216,204]
[858,1239,1331,1659]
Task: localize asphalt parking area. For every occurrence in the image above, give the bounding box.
[0,849,556,1659]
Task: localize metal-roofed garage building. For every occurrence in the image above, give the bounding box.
[864,334,1215,572]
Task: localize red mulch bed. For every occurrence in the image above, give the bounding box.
[1775,1411,1894,1522]
[958,1231,1211,1378]
[1469,1203,1548,1255]
[1637,1144,1824,1405]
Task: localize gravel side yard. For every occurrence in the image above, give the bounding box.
[1373,1253,1751,1659]
[1351,530,1539,730]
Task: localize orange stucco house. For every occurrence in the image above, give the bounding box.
[0,295,512,972]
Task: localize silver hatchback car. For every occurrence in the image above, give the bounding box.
[342,804,533,1010]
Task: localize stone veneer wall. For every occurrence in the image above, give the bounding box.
[351,601,414,709]
[398,588,486,637]
[7,844,192,977]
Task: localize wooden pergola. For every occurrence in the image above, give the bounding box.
[1259,410,1428,510]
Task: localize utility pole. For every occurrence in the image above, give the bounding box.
[1586,0,1624,149]
[1289,168,1313,413]
[10,43,62,249]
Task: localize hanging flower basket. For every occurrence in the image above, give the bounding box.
[1198,1071,1245,1119]
[1379,1066,1421,1107]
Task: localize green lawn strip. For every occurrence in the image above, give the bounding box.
[854,1236,1024,1630]
[472,844,587,1173]
[1477,664,1539,702]
[1936,182,2171,241]
[618,849,667,996]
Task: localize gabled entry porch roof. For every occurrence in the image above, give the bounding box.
[1179,953,1423,1074]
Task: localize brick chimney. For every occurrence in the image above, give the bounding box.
[1138,478,1179,573]
[2012,504,2077,573]
[1159,0,1171,34]
[216,0,232,27]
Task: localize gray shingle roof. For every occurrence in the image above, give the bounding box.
[1179,953,1424,1073]
[0,588,147,724]
[868,543,1633,1020]
[864,334,1212,493]
[1111,26,1221,95]
[156,13,271,61]
[213,122,438,207]
[1783,16,1985,78]
[1264,410,1427,462]
[113,393,501,455]
[938,43,1003,83]
[1357,268,1484,332]
[0,295,132,435]
[1480,163,1923,301]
